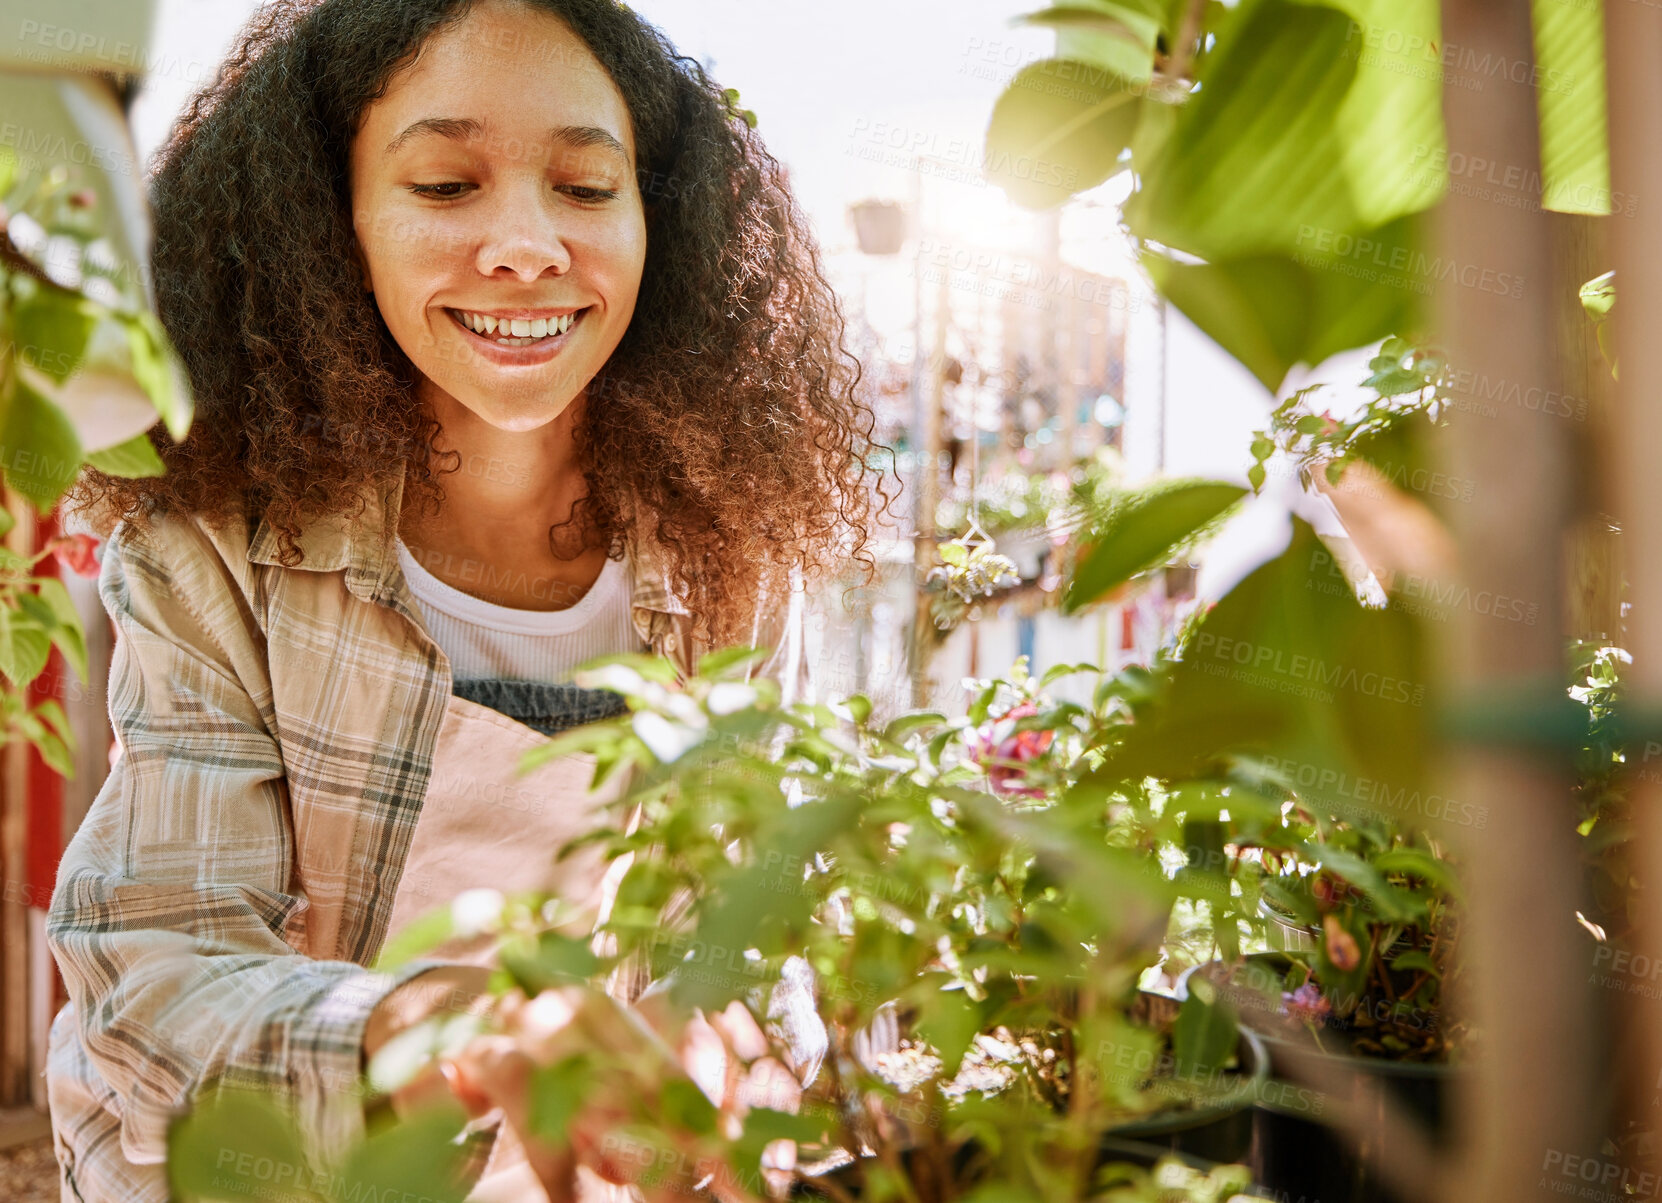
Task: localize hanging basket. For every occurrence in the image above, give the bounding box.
[850,199,906,256]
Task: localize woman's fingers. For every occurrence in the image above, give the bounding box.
[448,1037,583,1200]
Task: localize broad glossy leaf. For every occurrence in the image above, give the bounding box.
[122,310,193,441]
[0,378,83,509]
[1144,215,1423,393]
[335,1099,472,1203]
[1021,1,1161,85]
[1065,479,1245,610]
[12,289,95,385]
[86,430,165,478]
[1532,0,1610,215]
[371,902,455,971]
[1090,522,1430,797]
[1302,0,1446,224]
[1172,983,1238,1076]
[167,1087,329,1203]
[909,978,984,1077]
[0,608,51,688]
[1127,0,1362,259]
[985,58,1144,209]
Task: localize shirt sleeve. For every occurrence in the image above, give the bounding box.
[45,514,447,1176]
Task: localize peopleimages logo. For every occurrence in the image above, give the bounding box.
[1189,632,1426,708]
[1295,225,1525,299]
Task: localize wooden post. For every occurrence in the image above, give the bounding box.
[1602,0,1662,1179]
[1435,2,1598,1198]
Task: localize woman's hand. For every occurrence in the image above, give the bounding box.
[444,987,802,1202]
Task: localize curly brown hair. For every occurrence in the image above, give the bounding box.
[70,0,893,648]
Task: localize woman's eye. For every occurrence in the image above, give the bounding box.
[562,185,620,202]
[409,182,473,199]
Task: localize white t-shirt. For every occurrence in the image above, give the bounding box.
[394,537,644,683]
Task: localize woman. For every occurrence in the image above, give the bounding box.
[44,0,884,1198]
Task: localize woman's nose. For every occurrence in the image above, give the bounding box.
[476,192,573,281]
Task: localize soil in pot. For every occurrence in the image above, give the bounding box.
[1180,953,1460,1203]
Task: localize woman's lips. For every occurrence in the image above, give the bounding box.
[445,306,588,356]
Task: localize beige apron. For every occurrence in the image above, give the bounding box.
[385,691,640,1203]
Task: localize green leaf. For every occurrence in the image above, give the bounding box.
[910,981,984,1077]
[882,710,946,744]
[13,291,96,385]
[517,723,623,773]
[334,1098,472,1203]
[1247,462,1267,492]
[985,57,1144,209]
[1313,0,1446,226]
[498,929,602,995]
[1173,982,1239,1077]
[696,644,769,678]
[371,903,455,971]
[0,608,50,688]
[0,377,83,510]
[1371,846,1459,898]
[1019,1,1161,85]
[1127,0,1362,259]
[1580,270,1615,320]
[1065,479,1246,610]
[86,430,165,478]
[659,1076,719,1135]
[167,1087,329,1203]
[34,577,87,681]
[122,310,193,442]
[1143,212,1424,394]
[1388,949,1439,977]
[1532,0,1610,215]
[527,1055,596,1145]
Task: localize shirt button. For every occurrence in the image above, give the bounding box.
[664,633,678,652]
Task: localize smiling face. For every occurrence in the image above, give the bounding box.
[349,0,647,432]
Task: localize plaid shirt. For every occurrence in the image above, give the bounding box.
[44,468,813,1202]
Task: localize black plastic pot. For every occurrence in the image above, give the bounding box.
[1110,990,1271,1166]
[1179,953,1461,1203]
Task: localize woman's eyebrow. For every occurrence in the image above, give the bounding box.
[550,125,630,163]
[386,116,483,154]
[385,117,629,163]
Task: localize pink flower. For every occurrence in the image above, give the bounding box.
[1282,982,1331,1026]
[971,701,1055,799]
[52,533,101,578]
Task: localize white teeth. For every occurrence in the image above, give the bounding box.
[454,310,579,342]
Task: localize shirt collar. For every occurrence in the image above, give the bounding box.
[245,468,691,617]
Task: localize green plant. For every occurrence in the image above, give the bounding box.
[986,0,1607,395]
[0,146,190,773]
[1246,337,1451,497]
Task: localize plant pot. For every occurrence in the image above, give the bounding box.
[1257,895,1318,954]
[1108,990,1271,1166]
[790,991,1270,1196]
[1178,954,1461,1203]
[793,1136,1277,1200]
